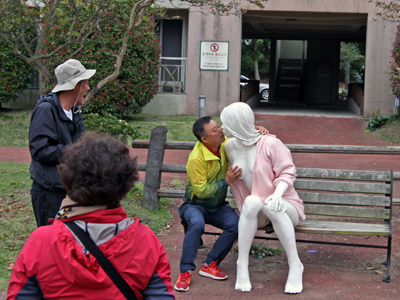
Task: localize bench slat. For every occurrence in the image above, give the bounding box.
[294,179,390,194]
[304,204,390,219]
[132,140,400,155]
[161,164,187,173]
[296,220,389,235]
[296,168,392,181]
[298,192,391,206]
[158,190,185,198]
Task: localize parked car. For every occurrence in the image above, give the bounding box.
[240,75,269,101]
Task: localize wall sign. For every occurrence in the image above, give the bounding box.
[200,41,229,71]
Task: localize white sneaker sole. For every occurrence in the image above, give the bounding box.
[198,270,228,280]
[174,285,189,292]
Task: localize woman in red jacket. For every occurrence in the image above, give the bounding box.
[7,132,175,300]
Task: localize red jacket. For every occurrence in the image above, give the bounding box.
[7,207,175,299]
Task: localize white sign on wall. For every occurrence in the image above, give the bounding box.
[200,41,229,71]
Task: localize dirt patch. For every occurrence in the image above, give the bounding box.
[374,118,400,144]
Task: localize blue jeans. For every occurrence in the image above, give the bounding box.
[179,202,239,273]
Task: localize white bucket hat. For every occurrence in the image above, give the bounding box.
[51,59,96,93]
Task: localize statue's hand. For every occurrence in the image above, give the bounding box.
[265,194,284,212]
[265,181,288,212]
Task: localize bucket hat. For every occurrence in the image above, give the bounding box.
[51,59,96,93]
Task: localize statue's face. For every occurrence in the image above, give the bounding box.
[202,120,225,148]
[221,124,233,138]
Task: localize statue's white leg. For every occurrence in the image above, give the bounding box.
[263,202,304,294]
[236,195,263,292]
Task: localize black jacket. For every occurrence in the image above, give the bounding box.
[29,93,85,190]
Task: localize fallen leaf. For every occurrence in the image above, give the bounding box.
[6,261,14,270]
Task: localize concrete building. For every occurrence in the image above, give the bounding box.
[143,0,398,117]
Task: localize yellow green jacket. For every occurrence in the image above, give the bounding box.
[183,140,228,209]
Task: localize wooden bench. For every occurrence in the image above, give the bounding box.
[132,127,394,283]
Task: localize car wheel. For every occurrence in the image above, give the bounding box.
[260,89,269,101]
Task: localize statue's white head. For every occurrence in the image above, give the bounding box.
[220,102,261,146]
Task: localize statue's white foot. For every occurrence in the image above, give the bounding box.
[284,262,304,294]
[235,261,252,292]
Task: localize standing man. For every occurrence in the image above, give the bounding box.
[29,59,96,226]
[174,116,243,292]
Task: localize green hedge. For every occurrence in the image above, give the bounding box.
[0,41,33,104]
[41,1,160,118]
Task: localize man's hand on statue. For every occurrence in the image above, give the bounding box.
[225,165,242,184]
[255,125,269,134]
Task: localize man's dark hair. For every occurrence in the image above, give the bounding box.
[57,131,139,208]
[192,116,212,142]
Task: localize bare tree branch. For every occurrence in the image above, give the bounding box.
[85,0,154,102]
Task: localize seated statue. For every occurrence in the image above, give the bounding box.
[220,102,306,294]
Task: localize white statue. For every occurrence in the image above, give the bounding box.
[220,102,306,294]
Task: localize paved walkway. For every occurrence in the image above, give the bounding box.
[1,112,400,299]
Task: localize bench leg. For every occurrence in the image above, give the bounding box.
[382,235,392,283]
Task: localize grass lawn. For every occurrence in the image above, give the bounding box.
[0,162,34,290]
[373,117,400,144]
[0,110,31,147]
[0,110,222,147]
[129,114,201,142]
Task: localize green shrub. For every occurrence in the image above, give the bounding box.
[83,113,139,142]
[41,1,160,117]
[0,40,33,104]
[250,243,281,259]
[366,110,392,132]
[390,25,400,98]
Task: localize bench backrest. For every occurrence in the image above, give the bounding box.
[295,168,393,221]
[132,136,395,213]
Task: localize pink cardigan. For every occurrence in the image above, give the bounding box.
[230,135,306,221]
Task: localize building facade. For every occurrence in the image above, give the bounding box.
[143,0,398,117]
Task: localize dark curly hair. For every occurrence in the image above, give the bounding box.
[57,131,139,208]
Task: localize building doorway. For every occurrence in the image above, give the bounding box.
[241,11,367,112]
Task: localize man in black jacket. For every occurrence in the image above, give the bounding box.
[29,59,96,226]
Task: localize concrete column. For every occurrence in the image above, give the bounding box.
[186,7,242,115]
[364,9,397,117]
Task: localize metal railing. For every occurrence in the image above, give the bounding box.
[158,57,187,93]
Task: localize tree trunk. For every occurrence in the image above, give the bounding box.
[254,60,260,81]
[253,41,260,80]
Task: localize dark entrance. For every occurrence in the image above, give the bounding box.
[242,11,367,111]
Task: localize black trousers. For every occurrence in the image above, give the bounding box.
[31,181,65,227]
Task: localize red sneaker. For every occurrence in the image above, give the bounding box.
[174,271,191,292]
[198,261,228,280]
